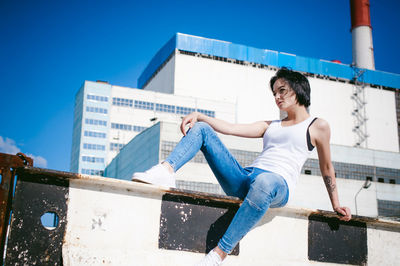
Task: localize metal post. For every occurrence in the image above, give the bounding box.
[0,153,33,264]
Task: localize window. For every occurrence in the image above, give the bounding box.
[377,199,400,220]
[113,97,133,107]
[176,180,224,195]
[176,106,195,115]
[85,118,107,127]
[84,131,106,139]
[378,178,385,183]
[81,168,104,176]
[160,141,259,167]
[156,103,175,113]
[82,156,105,163]
[304,169,312,175]
[389,179,396,184]
[111,123,147,132]
[133,100,215,118]
[134,100,154,110]
[83,143,106,151]
[197,109,215,117]
[111,123,132,131]
[86,106,108,114]
[110,143,124,151]
[87,94,108,102]
[133,125,147,132]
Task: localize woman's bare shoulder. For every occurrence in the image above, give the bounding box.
[312,118,330,131]
[310,118,331,144]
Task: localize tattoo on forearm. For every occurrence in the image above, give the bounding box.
[323,175,336,193]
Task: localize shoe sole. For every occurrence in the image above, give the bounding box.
[131,178,151,185]
[131,178,176,189]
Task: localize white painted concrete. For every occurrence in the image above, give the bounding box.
[367,224,400,265]
[61,176,400,265]
[308,77,355,147]
[63,178,164,265]
[365,88,399,152]
[174,53,280,123]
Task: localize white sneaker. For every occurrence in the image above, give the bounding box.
[131,164,176,188]
[195,250,224,266]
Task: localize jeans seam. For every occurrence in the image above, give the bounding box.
[217,241,231,254]
[244,198,264,212]
[168,129,202,169]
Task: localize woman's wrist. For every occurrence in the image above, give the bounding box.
[197,112,206,122]
[332,204,341,210]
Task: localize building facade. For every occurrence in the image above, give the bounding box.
[72,33,400,220]
[70,79,233,175]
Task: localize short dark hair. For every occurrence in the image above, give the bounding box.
[270,67,311,107]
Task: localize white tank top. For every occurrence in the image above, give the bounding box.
[249,116,316,201]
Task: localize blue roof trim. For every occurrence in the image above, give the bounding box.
[138,35,177,89]
[138,33,400,89]
[363,69,400,88]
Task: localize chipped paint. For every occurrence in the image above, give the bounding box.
[0,152,33,265]
[0,163,399,265]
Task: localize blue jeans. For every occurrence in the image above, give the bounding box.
[165,122,289,254]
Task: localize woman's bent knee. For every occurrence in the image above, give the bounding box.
[250,172,288,208]
[189,121,214,135]
[193,121,211,130]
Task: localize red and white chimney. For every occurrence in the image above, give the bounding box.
[350,0,375,70]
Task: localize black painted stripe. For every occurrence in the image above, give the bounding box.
[308,214,367,265]
[5,170,69,265]
[159,193,240,255]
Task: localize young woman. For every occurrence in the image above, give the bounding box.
[132,68,351,265]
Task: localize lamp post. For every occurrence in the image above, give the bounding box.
[354,178,372,215]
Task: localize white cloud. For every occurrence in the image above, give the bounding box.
[27,154,48,168]
[0,136,20,154]
[0,136,48,168]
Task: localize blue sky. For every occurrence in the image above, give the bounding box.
[1,0,399,171]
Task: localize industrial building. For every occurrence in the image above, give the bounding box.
[70,31,400,220]
[70,0,399,222]
[3,1,400,265]
[70,78,227,176]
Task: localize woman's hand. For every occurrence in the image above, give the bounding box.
[334,206,352,221]
[180,112,202,135]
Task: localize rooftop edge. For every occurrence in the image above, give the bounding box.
[138,33,400,90]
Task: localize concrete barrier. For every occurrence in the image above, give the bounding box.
[2,167,400,265]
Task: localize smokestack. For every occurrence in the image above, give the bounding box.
[350,0,375,70]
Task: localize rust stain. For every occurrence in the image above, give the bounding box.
[0,152,33,264]
[309,209,400,230]
[3,154,399,263]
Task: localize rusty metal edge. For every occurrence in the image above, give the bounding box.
[16,166,400,230]
[0,152,33,264]
[18,167,244,204]
[310,209,400,230]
